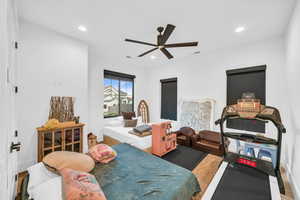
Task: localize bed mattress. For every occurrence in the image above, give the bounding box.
[21,144,201,200]
[103,126,152,149]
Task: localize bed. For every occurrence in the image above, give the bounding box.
[103,126,152,151]
[21,143,201,200]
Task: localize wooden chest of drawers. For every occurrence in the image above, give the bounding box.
[37,122,84,162]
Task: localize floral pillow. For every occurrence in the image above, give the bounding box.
[60,168,106,200]
[88,144,117,164]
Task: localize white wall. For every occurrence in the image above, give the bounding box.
[148,38,290,130]
[0,0,8,196]
[17,20,89,171]
[146,37,294,172]
[284,0,300,198]
[88,48,148,140]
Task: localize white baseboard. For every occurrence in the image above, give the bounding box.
[285,164,300,200]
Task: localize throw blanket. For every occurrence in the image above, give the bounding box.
[92,143,201,200]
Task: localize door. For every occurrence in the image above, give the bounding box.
[0,0,19,199]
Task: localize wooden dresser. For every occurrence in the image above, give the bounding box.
[37,122,84,162]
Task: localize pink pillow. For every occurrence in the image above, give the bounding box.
[88,144,117,164]
[60,168,106,200]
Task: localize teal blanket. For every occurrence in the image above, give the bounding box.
[92,143,201,200]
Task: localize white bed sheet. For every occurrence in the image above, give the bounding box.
[103,126,152,149]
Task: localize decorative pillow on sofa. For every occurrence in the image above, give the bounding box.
[60,168,107,200]
[88,144,117,164]
[122,112,136,120]
[124,119,138,127]
[43,151,95,173]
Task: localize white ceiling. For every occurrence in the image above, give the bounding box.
[17,0,295,60]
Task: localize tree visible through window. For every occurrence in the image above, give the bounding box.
[103,70,135,118]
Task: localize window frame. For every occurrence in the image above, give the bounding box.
[226,65,266,132]
[103,70,135,118]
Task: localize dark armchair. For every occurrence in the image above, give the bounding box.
[174,127,196,147]
[191,130,228,156]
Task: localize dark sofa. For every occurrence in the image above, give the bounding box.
[191,130,228,156]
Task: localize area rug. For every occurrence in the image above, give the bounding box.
[162,145,208,171]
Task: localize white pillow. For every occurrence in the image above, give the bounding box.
[27,162,58,198]
[107,120,123,127]
[31,176,62,200]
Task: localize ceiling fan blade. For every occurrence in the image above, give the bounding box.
[138,47,158,57]
[164,42,198,48]
[160,24,176,45]
[125,39,157,47]
[160,48,174,59]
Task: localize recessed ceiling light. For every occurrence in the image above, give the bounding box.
[235,26,245,33]
[150,55,156,60]
[78,25,87,32]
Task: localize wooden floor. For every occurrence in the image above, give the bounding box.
[16,171,28,200]
[192,154,223,199]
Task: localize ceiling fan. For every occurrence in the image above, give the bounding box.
[125,24,198,59]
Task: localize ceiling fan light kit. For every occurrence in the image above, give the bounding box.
[125,24,199,59]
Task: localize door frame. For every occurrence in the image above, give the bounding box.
[0,0,19,199]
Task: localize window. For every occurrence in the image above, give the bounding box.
[226,65,266,133]
[104,70,135,118]
[161,78,177,120]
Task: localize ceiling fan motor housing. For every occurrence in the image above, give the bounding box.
[157,26,164,34]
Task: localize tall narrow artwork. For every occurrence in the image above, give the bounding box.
[137,100,150,123]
